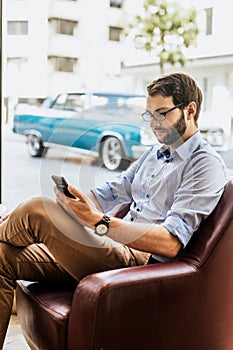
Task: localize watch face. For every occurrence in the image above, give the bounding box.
[96,223,108,236]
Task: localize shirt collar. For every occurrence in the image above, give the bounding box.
[159,131,203,161]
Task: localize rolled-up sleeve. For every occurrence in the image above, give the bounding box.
[161,214,193,248]
[91,177,132,212]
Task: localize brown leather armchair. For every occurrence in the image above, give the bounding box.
[16,180,233,350]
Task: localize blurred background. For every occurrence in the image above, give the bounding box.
[2,0,233,125]
[1,0,233,209]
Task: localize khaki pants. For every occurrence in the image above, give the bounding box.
[0,197,150,349]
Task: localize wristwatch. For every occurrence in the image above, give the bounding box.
[94,215,110,236]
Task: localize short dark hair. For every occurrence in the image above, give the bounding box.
[147,72,203,125]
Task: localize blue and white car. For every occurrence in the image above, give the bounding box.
[13,92,156,171]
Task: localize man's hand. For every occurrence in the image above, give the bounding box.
[54,185,102,228]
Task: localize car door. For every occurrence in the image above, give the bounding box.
[45,93,86,147]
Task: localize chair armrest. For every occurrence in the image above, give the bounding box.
[67,261,197,350]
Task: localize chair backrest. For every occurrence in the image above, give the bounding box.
[177,179,233,349]
[68,181,233,350]
[181,179,233,268]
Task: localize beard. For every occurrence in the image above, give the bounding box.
[154,111,187,145]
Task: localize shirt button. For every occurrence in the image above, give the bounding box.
[146,194,149,198]
[130,218,134,221]
[136,208,140,212]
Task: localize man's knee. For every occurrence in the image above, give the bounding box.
[11,197,55,222]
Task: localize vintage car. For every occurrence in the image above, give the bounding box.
[13,92,156,171]
[13,91,227,171]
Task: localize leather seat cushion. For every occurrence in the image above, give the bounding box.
[16,280,76,350]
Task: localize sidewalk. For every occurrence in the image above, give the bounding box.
[4,315,30,350]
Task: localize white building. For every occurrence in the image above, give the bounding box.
[3,0,128,106]
[3,0,233,134]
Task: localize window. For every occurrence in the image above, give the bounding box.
[202,77,212,111]
[110,0,123,8]
[48,56,78,73]
[109,26,122,42]
[48,18,78,36]
[63,94,85,111]
[7,57,28,65]
[52,93,86,112]
[7,21,28,35]
[205,7,213,35]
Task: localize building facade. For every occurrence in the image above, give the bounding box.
[3,0,128,105]
[3,0,233,130]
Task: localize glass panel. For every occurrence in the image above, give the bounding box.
[110,0,122,9]
[7,21,28,35]
[109,26,122,41]
[205,7,213,35]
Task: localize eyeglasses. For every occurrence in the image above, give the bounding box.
[141,103,183,122]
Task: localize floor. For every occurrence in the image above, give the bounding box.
[4,315,30,350]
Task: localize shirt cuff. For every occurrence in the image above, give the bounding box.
[161,213,193,248]
[91,184,118,213]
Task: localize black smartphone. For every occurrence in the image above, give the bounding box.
[51,175,76,199]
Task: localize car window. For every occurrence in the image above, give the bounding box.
[50,93,86,112]
[64,94,86,112]
[51,94,68,110]
[40,97,54,108]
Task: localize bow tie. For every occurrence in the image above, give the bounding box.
[157,147,170,159]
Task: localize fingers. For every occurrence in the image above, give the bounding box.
[67,185,83,200]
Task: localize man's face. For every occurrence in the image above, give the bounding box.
[146,95,186,146]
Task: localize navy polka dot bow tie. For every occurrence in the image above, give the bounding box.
[157,147,170,159]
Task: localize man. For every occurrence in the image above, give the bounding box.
[0,72,228,348]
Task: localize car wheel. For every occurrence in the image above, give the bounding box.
[100,136,130,171]
[26,134,47,157]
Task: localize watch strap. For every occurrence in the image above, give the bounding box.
[94,215,110,227]
[94,215,110,236]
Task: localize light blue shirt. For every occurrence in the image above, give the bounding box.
[92,132,228,262]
